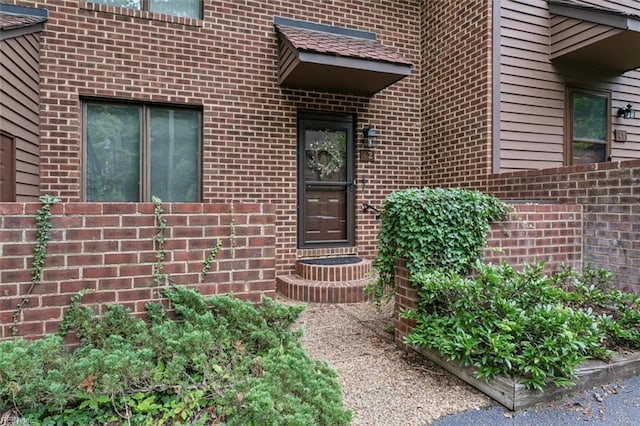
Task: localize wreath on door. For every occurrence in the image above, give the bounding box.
[307,132,346,179]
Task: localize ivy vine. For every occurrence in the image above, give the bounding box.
[12,195,61,335]
[201,239,222,282]
[366,188,510,304]
[151,196,167,287]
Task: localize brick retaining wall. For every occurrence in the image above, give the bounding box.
[394,203,583,350]
[0,202,276,340]
[490,160,640,293]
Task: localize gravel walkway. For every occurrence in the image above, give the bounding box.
[293,300,491,425]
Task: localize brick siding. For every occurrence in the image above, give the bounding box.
[489,160,640,293]
[420,1,493,190]
[394,203,583,351]
[10,0,422,275]
[0,202,275,340]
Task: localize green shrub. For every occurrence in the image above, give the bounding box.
[0,287,352,425]
[367,187,509,303]
[403,262,640,391]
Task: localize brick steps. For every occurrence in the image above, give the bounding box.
[276,257,373,303]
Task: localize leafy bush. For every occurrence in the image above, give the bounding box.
[403,262,640,391]
[0,287,352,425]
[367,188,509,303]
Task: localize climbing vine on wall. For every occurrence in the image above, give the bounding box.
[12,195,61,335]
[152,196,168,287]
[366,188,510,304]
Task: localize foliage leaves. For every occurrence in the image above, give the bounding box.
[0,287,351,425]
[367,188,509,303]
[404,262,640,391]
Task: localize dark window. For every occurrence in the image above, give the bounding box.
[83,101,201,202]
[567,88,611,165]
[89,0,202,19]
[0,134,16,202]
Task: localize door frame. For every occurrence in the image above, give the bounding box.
[297,111,355,249]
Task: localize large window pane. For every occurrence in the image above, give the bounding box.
[86,104,140,201]
[88,0,201,18]
[89,0,141,10]
[150,108,200,202]
[150,0,201,18]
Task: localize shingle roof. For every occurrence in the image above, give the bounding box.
[548,0,640,20]
[0,12,46,31]
[275,24,412,66]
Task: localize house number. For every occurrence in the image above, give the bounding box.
[359,149,375,163]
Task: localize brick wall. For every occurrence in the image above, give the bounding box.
[489,160,640,293]
[484,204,582,271]
[0,202,275,340]
[420,0,493,190]
[10,0,422,274]
[394,203,583,350]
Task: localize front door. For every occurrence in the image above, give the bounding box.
[298,112,354,248]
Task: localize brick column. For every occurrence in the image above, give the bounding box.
[393,258,418,352]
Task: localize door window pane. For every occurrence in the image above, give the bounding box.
[572,94,606,142]
[150,108,200,202]
[572,142,606,165]
[304,130,346,182]
[86,104,140,201]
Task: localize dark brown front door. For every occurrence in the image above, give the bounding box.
[298,112,354,248]
[0,134,16,202]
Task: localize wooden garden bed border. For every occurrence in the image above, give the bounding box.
[411,345,640,410]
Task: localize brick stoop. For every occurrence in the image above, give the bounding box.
[276,257,373,303]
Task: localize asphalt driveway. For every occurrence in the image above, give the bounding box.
[432,374,640,426]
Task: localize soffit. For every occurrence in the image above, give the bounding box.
[274,16,412,97]
[549,0,640,73]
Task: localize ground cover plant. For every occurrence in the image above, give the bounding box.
[366,187,509,304]
[0,286,352,425]
[402,262,640,391]
[371,187,640,392]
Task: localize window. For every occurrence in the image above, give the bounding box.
[89,0,202,19]
[567,88,611,165]
[83,101,201,202]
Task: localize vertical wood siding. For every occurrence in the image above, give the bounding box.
[499,0,640,172]
[0,32,41,200]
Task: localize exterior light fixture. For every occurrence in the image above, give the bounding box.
[617,103,633,119]
[362,126,377,148]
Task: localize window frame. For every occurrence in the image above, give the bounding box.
[81,99,203,202]
[565,87,612,166]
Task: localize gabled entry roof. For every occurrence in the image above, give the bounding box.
[548,0,640,73]
[274,16,412,97]
[0,3,47,41]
